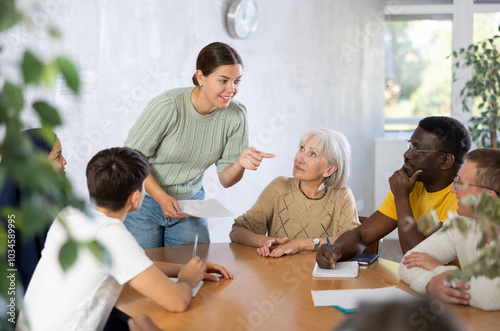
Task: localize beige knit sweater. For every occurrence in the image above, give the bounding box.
[231,176,360,240]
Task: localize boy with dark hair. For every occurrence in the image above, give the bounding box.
[19,147,232,330]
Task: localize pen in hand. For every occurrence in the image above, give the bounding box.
[192,233,199,258]
[326,237,335,269]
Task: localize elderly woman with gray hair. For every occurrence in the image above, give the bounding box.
[230,128,360,257]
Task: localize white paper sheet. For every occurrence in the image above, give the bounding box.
[311,286,414,308]
[177,199,234,218]
[169,278,203,297]
[312,262,359,278]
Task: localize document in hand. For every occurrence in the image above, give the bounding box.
[177,199,234,218]
[169,278,203,297]
[312,261,359,278]
[311,286,415,312]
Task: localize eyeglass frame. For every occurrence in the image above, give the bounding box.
[453,176,499,195]
[406,140,451,154]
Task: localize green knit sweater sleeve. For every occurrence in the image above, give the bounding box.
[124,91,177,158]
[215,100,249,173]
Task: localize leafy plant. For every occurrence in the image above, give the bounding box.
[416,192,500,286]
[0,1,103,329]
[451,26,500,148]
[442,192,500,284]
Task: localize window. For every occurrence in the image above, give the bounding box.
[384,0,500,132]
[474,12,500,43]
[385,17,452,131]
[469,12,500,117]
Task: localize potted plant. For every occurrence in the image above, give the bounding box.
[451,27,499,148]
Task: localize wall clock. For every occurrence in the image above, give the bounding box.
[226,0,258,39]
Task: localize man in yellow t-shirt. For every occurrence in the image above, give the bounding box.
[316,116,471,268]
[378,181,457,234]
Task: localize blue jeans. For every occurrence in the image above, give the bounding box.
[124,188,210,249]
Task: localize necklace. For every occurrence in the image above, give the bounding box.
[298,181,327,200]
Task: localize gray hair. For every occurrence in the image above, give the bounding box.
[298,128,351,188]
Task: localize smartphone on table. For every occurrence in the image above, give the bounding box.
[352,253,379,265]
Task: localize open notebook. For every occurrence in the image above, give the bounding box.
[312,261,359,278]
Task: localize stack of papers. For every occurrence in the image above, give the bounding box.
[312,262,359,278]
[311,286,414,313]
[177,199,234,218]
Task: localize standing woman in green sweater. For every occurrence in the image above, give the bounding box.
[124,42,274,249]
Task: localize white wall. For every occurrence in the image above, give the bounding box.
[2,0,385,242]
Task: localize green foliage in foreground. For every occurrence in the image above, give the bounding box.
[0,2,106,329]
[442,192,500,283]
[416,192,500,284]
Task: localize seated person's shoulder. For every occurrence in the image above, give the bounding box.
[58,206,94,229]
[328,184,355,200]
[274,176,297,192]
[261,176,290,191]
[253,177,291,202]
[273,176,290,185]
[60,206,127,241]
[334,184,353,194]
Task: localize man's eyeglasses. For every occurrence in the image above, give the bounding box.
[453,176,499,195]
[406,140,450,154]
